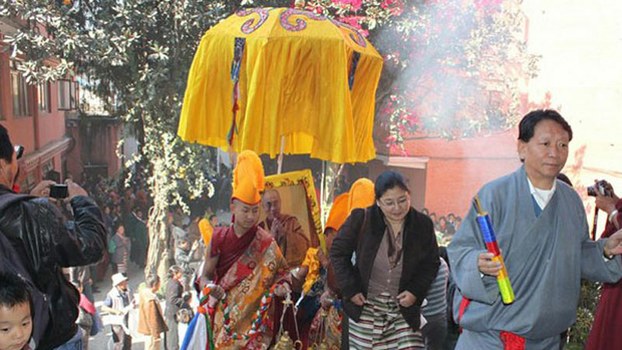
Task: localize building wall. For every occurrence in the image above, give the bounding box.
[1,24,72,189]
[375,130,521,219]
[66,117,122,183]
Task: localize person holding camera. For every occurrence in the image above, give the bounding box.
[0,125,107,350]
[586,180,622,350]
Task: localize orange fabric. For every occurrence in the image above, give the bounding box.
[231,150,265,205]
[325,193,350,232]
[198,218,213,246]
[348,178,375,212]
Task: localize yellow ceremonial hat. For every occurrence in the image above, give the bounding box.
[325,193,350,232]
[348,178,375,212]
[231,150,265,205]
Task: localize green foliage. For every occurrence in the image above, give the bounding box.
[371,0,539,151]
[567,280,601,347]
[2,0,539,272]
[1,0,247,274]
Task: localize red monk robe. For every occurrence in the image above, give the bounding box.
[586,198,622,350]
[208,225,290,349]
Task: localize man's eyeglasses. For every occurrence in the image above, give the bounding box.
[14,145,24,160]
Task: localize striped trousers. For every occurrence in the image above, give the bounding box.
[348,293,424,350]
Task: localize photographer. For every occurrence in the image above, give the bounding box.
[0,125,107,350]
[586,180,622,350]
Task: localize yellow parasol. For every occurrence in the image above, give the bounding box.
[178,5,383,165]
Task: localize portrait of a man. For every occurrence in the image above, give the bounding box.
[260,188,310,267]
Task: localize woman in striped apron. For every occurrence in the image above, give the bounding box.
[330,170,440,350]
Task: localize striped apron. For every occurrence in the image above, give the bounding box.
[348,293,424,350]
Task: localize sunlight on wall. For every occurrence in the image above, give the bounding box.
[523,0,622,232]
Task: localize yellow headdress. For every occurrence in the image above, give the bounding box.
[348,178,375,213]
[231,150,265,205]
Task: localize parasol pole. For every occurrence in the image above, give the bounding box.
[320,162,345,226]
[216,149,221,174]
[320,161,326,226]
[277,135,285,174]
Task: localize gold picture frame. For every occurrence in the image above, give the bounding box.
[263,169,324,252]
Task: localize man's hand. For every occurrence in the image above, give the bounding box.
[396,291,417,308]
[30,180,55,197]
[206,283,225,300]
[604,229,622,257]
[274,283,291,297]
[478,252,502,276]
[350,293,366,306]
[66,180,88,199]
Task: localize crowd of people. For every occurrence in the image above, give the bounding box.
[1,109,622,350]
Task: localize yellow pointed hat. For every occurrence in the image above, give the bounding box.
[348,178,375,212]
[324,193,350,232]
[231,150,265,205]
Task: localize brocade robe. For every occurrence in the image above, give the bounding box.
[210,225,290,349]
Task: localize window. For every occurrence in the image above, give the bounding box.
[58,79,78,110]
[38,82,51,113]
[42,160,55,179]
[10,62,32,117]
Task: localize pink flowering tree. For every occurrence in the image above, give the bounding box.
[284,0,539,154]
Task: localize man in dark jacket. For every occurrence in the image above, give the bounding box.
[0,125,107,350]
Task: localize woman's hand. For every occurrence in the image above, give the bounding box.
[350,293,366,306]
[396,291,416,308]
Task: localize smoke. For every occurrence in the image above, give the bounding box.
[372,0,532,145]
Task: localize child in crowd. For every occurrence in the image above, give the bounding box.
[0,272,34,350]
[73,281,96,350]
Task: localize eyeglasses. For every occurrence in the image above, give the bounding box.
[14,145,24,160]
[378,197,410,209]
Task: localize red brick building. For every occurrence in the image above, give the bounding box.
[0,18,121,189]
[370,130,521,219]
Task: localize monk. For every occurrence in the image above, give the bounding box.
[199,150,291,349]
[260,188,310,268]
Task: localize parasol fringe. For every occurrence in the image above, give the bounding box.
[228,37,246,145]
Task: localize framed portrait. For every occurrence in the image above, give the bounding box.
[262,169,324,252]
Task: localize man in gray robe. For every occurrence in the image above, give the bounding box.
[448,109,622,349]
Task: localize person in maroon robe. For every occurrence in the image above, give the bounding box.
[198,150,291,349]
[586,182,622,350]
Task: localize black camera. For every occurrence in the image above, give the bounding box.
[49,184,69,199]
[587,180,612,197]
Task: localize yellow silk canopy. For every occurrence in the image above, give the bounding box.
[178,7,383,164]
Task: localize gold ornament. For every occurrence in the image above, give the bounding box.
[274,331,294,350]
